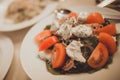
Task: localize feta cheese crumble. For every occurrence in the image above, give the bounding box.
[38,51,52,61]
[66,40,86,63]
[56,23,72,40]
[65,17,78,25]
[72,25,92,37]
[78,12,88,23]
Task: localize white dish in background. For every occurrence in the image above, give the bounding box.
[0,35,14,80]
[20,6,120,80]
[0,0,58,32]
[70,5,120,17]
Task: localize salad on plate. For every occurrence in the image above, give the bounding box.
[34,11,119,74]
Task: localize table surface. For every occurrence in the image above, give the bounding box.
[1,0,97,80]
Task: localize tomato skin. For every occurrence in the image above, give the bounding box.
[67,12,78,19]
[34,30,52,45]
[99,32,116,55]
[89,23,102,30]
[52,43,66,68]
[39,36,59,51]
[87,42,108,69]
[93,24,116,36]
[86,12,105,24]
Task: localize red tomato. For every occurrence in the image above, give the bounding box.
[86,12,105,24]
[89,23,102,30]
[67,12,78,19]
[99,32,116,55]
[39,36,59,51]
[93,24,116,36]
[52,43,66,68]
[34,30,52,45]
[87,42,108,69]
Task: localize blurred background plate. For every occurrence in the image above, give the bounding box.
[0,0,57,32]
[69,5,120,16]
[0,34,14,80]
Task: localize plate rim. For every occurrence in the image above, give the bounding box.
[20,6,120,80]
[0,34,14,80]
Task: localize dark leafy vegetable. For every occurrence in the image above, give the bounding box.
[102,18,111,26]
[80,36,99,48]
[103,56,113,68]
[46,60,62,75]
[44,25,51,30]
[116,34,120,46]
[81,46,93,60]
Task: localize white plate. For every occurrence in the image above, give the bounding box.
[0,35,14,80]
[20,6,120,80]
[0,0,58,32]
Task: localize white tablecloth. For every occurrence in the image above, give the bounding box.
[2,0,96,80]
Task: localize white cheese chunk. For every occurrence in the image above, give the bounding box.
[66,40,86,63]
[56,23,72,40]
[38,51,52,61]
[65,17,78,25]
[78,12,88,22]
[72,25,92,37]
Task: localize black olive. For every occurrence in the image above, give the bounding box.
[99,25,103,28]
[102,18,110,26]
[93,26,97,29]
